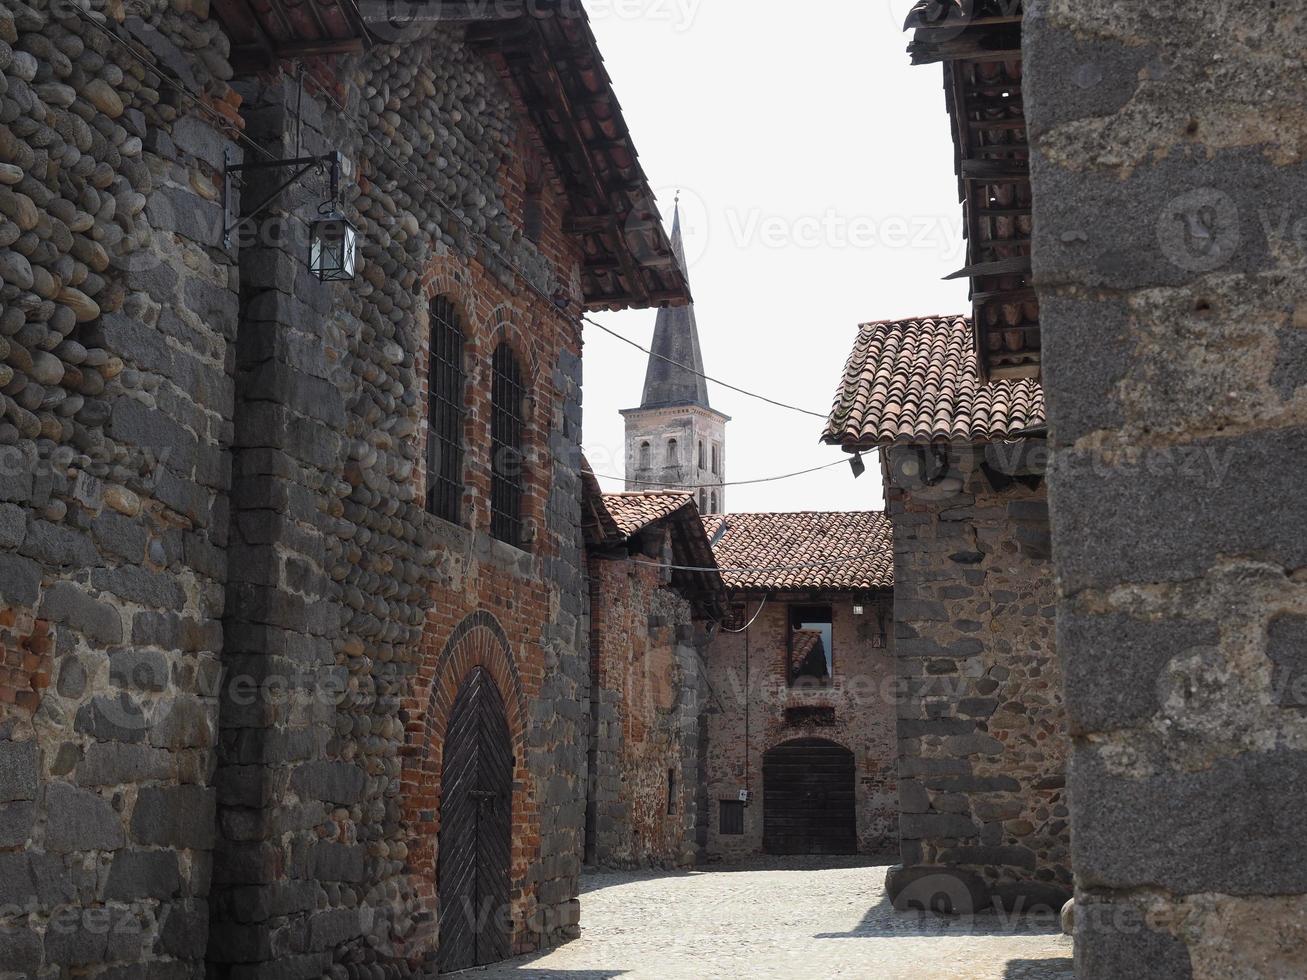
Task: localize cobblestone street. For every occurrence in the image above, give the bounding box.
[467,859,1074,979]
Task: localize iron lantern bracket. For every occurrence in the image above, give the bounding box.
[222,149,343,248]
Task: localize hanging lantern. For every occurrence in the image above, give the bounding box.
[310,208,358,282]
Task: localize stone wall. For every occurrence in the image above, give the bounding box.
[884,443,1070,914]
[0,0,239,975]
[1027,2,1307,975]
[585,542,705,869]
[211,24,591,977]
[0,4,593,976]
[701,594,897,862]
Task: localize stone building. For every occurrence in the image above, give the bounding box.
[579,472,723,870]
[622,203,729,515]
[698,511,897,862]
[1020,3,1307,977]
[0,2,686,977]
[823,315,1070,915]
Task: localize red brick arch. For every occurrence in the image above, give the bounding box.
[403,611,535,960]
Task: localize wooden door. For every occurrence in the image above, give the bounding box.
[762,738,857,855]
[437,667,513,973]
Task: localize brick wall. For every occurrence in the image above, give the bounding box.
[585,539,705,869]
[884,443,1070,914]
[701,594,897,861]
[1027,3,1307,975]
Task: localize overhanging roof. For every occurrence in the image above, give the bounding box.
[905,1,1038,381]
[212,0,690,311]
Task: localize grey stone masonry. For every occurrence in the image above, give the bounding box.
[1028,2,1307,977]
[885,442,1070,915]
[0,0,238,974]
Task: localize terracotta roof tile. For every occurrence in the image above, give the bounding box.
[822,315,1045,447]
[600,492,696,539]
[702,512,893,593]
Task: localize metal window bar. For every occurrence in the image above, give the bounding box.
[491,343,526,545]
[427,297,466,522]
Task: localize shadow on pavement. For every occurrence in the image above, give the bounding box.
[1003,957,1075,979]
[815,895,1066,941]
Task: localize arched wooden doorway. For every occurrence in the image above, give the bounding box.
[762,738,857,855]
[437,667,513,973]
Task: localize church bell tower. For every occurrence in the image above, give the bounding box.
[621,199,730,514]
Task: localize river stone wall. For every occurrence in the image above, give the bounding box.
[1027,2,1307,976]
[884,443,1071,915]
[211,21,591,980]
[0,2,592,976]
[0,0,240,976]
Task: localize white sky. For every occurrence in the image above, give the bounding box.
[579,0,970,513]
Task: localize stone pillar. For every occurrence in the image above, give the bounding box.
[1027,2,1307,975]
[884,442,1070,914]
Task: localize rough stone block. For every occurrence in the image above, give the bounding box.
[1059,612,1219,733]
[1074,899,1193,980]
[76,743,173,787]
[0,553,43,606]
[45,782,125,852]
[1267,614,1307,708]
[104,849,181,901]
[40,582,124,647]
[1051,427,1307,590]
[0,739,38,802]
[1072,746,1307,894]
[131,786,216,850]
[0,801,34,846]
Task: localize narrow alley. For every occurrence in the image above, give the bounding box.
[470,859,1074,980]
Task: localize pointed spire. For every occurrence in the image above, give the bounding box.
[639,198,711,410]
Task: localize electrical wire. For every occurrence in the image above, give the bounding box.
[68,8,322,236]
[583,317,830,420]
[711,593,770,634]
[82,12,839,430]
[588,455,852,491]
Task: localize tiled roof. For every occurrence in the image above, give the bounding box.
[701,512,893,593]
[821,315,1045,447]
[600,492,696,539]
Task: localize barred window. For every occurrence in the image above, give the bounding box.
[426,297,465,522]
[491,343,526,546]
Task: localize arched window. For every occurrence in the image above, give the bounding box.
[698,441,706,469]
[710,492,718,514]
[427,296,465,522]
[491,343,526,545]
[667,438,678,466]
[699,490,708,512]
[712,444,720,475]
[639,441,651,469]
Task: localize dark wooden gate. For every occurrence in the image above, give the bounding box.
[437,667,513,973]
[762,738,857,855]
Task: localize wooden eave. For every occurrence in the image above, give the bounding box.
[906,0,1039,383]
[213,0,371,73]
[465,9,691,312]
